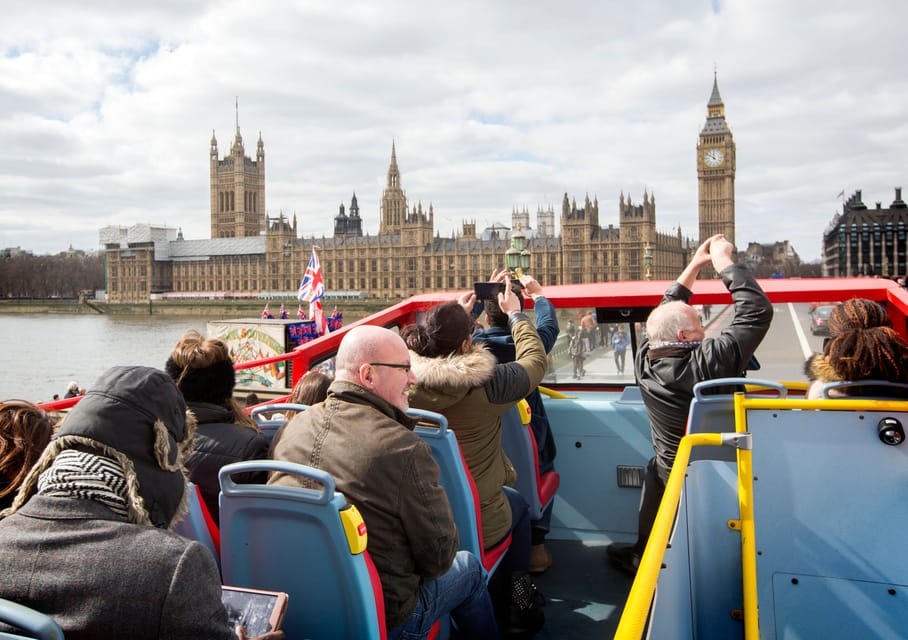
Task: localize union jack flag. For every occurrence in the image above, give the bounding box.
[297,249,325,303]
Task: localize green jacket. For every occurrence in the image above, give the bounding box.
[269,380,457,629]
[408,313,547,547]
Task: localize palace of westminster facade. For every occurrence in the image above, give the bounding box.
[102,76,738,303]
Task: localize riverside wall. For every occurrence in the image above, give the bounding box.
[0,298,394,321]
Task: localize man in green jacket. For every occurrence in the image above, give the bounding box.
[270,326,499,639]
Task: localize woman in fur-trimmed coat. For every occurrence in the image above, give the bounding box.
[403,290,548,630]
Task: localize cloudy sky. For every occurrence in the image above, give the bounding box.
[1,1,905,262]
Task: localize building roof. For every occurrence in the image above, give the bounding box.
[166,236,266,260]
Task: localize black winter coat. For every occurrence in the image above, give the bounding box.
[184,402,269,522]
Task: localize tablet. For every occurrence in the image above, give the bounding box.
[221,585,288,636]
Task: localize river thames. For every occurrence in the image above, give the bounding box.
[0,315,213,402]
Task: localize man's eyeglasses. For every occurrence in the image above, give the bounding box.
[369,362,412,373]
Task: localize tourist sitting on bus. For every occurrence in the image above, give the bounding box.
[166,330,269,522]
[269,326,499,639]
[472,272,559,575]
[805,298,908,398]
[0,400,54,512]
[403,288,548,634]
[264,369,333,428]
[289,369,331,406]
[0,366,282,640]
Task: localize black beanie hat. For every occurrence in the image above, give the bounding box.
[165,356,236,406]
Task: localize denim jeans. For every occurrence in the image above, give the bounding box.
[495,486,532,575]
[387,550,500,640]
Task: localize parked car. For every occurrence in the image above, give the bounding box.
[809,304,837,336]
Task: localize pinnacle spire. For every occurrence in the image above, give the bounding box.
[709,70,723,106]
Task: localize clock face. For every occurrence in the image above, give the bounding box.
[704,148,725,167]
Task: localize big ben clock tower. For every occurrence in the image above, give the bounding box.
[697,72,736,246]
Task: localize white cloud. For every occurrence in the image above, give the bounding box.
[0,0,906,262]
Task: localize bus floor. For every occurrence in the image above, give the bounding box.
[526,539,633,639]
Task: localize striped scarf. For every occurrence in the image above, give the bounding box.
[37,449,129,520]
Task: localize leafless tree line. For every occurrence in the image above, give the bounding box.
[0,252,105,299]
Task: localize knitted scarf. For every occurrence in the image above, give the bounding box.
[37,449,129,520]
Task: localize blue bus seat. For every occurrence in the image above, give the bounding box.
[816,379,908,400]
[500,401,560,521]
[650,378,787,639]
[686,378,786,462]
[0,598,64,640]
[218,460,384,640]
[249,403,309,442]
[171,482,221,571]
[746,401,908,639]
[408,409,511,579]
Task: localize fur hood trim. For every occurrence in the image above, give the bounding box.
[409,343,498,391]
[805,352,841,383]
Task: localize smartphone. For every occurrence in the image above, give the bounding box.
[474,281,506,300]
[221,585,289,636]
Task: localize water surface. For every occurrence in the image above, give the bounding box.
[0,315,210,402]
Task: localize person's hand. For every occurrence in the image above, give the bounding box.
[519,275,542,298]
[498,281,521,317]
[489,268,510,284]
[691,235,717,268]
[709,235,735,271]
[236,624,285,640]
[457,290,476,316]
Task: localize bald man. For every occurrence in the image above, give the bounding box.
[607,235,773,576]
[270,326,499,639]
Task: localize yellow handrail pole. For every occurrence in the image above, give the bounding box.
[735,393,759,640]
[614,432,723,640]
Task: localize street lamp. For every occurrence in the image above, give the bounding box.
[644,244,653,280]
[506,226,529,278]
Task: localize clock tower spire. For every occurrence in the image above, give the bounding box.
[697,71,736,246]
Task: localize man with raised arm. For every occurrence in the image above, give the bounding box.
[269,325,499,639]
[606,234,773,575]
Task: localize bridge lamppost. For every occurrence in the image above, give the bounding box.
[506,226,531,278]
[644,244,653,280]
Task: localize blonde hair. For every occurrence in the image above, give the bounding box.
[167,330,256,429]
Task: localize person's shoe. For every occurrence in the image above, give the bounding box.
[506,574,545,635]
[529,544,553,574]
[606,542,641,577]
[506,602,545,635]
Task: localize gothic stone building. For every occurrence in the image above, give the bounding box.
[821,188,908,278]
[102,78,740,303]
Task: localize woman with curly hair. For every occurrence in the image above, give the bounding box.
[0,400,55,511]
[805,298,908,398]
[166,329,269,521]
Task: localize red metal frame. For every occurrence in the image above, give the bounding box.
[38,278,908,412]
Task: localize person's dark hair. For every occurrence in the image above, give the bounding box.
[290,370,332,406]
[824,298,908,382]
[0,400,55,506]
[484,281,524,329]
[402,301,474,357]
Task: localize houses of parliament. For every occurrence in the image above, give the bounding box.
[101,76,737,303]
